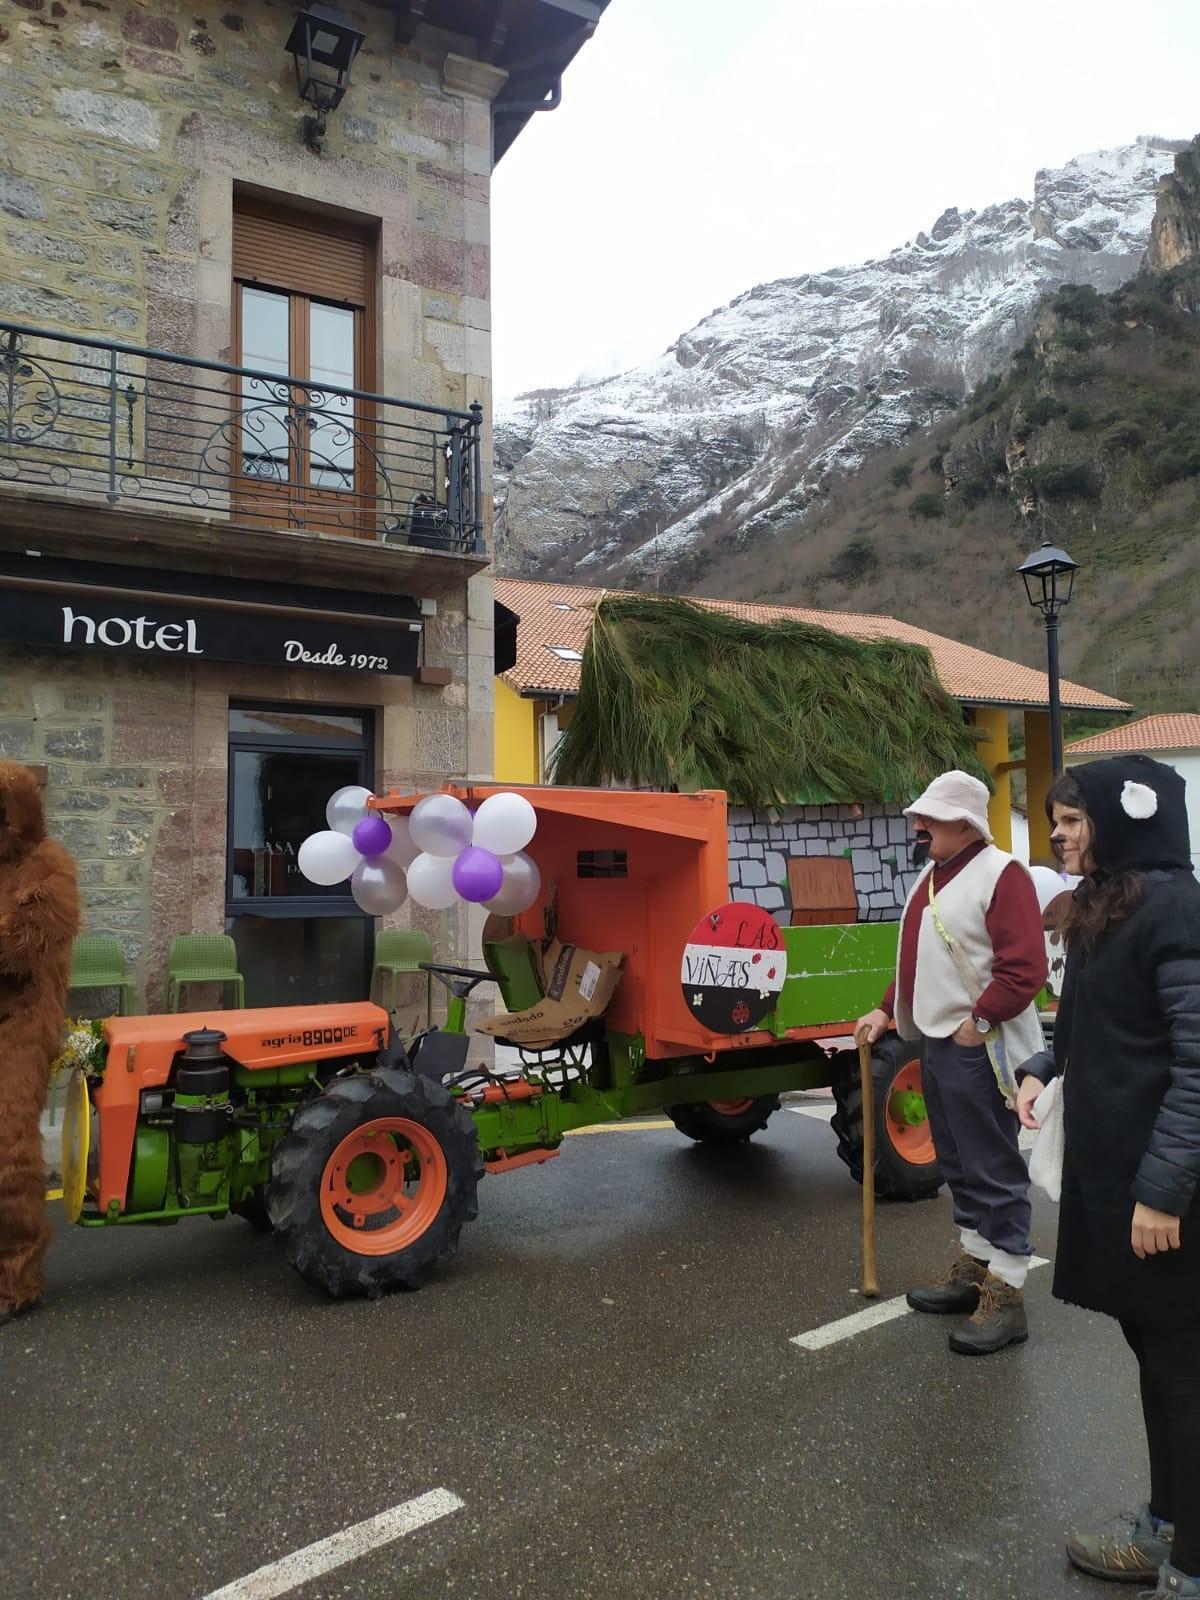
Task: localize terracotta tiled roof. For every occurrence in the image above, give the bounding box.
[493,577,1129,712]
[1065,712,1200,754]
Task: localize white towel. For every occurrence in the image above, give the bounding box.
[1028,1076,1065,1203]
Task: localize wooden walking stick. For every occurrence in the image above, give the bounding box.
[856,1026,880,1298]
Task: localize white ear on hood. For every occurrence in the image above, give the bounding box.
[1120,780,1159,820]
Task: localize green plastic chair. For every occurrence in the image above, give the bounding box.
[371,929,433,1023]
[69,934,135,1016]
[483,938,545,1013]
[165,934,246,1013]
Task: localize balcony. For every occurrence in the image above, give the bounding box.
[0,321,487,591]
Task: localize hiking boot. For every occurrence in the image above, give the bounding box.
[1067,1506,1173,1583]
[948,1271,1028,1355]
[1140,1561,1200,1597]
[906,1248,988,1315]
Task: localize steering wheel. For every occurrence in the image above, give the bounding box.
[418,961,496,1000]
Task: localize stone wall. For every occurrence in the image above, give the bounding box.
[727,804,919,923]
[0,618,483,1010]
[0,0,497,414]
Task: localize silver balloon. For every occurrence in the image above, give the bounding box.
[384,815,420,871]
[483,851,541,915]
[350,856,409,916]
[409,793,474,858]
[327,784,374,837]
[298,829,360,887]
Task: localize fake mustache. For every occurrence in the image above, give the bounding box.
[911,830,932,867]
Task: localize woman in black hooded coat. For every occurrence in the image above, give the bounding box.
[1018,753,1200,1598]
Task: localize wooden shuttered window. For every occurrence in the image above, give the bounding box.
[232,201,374,307]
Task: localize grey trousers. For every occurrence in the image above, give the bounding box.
[920,1034,1032,1258]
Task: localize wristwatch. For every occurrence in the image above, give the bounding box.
[971,1015,993,1035]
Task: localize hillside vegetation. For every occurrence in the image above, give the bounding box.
[683,254,1200,711]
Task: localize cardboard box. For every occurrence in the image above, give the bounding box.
[477,939,623,1049]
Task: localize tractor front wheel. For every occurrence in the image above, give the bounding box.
[268,1069,483,1298]
[666,1095,779,1146]
[831,1037,943,1202]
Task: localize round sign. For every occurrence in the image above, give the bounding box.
[681,902,786,1034]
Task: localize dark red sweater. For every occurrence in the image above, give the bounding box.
[881,841,1047,1026]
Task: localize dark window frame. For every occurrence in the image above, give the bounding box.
[225,698,376,921]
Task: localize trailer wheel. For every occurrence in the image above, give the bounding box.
[831,1038,942,1201]
[231,1185,272,1232]
[268,1069,483,1298]
[666,1095,779,1146]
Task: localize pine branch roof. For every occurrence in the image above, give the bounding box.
[548,593,990,806]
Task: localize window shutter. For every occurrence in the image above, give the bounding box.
[233,202,374,306]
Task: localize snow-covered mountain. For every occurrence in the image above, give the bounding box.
[495,137,1186,581]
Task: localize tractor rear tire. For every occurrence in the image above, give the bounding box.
[268,1069,483,1298]
[666,1095,779,1146]
[831,1037,943,1202]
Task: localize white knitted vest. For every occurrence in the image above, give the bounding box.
[893,845,1036,1041]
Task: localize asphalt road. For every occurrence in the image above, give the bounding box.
[4,1102,1146,1600]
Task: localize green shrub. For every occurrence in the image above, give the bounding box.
[927,451,944,476]
[956,473,992,508]
[1052,284,1103,324]
[1028,461,1101,500]
[1058,359,1100,389]
[908,491,945,520]
[1059,327,1094,353]
[1102,419,1146,451]
[1025,395,1065,426]
[888,461,914,489]
[828,536,879,584]
[1066,405,1093,432]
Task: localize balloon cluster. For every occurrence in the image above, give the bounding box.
[405,791,540,913]
[297,787,540,918]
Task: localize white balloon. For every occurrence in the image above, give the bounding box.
[483,851,541,915]
[384,816,420,871]
[1028,864,1079,913]
[298,829,360,887]
[327,784,374,837]
[472,792,537,857]
[406,851,460,910]
[410,793,474,858]
[350,856,409,916]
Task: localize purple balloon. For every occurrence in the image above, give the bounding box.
[451,845,505,904]
[352,815,393,859]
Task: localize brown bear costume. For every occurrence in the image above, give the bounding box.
[0,762,80,1323]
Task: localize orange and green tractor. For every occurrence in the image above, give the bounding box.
[61,786,937,1298]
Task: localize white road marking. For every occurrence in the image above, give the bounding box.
[786,1103,836,1122]
[790,1257,1050,1351]
[200,1488,464,1600]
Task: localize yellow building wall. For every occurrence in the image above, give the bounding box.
[971,706,1012,851]
[494,680,539,785]
[1024,710,1054,862]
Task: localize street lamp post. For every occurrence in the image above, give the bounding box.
[1018,541,1079,776]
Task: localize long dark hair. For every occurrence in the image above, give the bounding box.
[1045,773,1144,949]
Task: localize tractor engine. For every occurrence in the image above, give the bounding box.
[172,1028,234,1209]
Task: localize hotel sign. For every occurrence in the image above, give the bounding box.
[0,558,421,677]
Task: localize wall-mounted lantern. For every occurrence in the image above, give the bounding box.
[284,4,366,152]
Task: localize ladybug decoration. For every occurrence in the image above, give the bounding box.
[680,902,787,1034]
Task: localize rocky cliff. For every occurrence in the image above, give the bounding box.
[496,136,1186,583]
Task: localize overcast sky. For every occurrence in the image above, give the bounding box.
[490,0,1200,401]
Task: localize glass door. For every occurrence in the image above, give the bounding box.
[235,286,369,537]
[225,705,375,1006]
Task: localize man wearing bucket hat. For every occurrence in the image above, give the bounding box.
[856,769,1047,1355]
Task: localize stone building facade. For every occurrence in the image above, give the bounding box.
[727,805,919,922]
[0,0,603,1009]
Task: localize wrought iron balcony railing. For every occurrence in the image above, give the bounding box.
[0,321,484,554]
